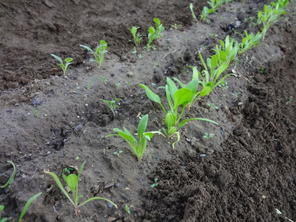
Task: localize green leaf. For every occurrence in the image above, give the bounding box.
[153,18,161,26]
[139,84,162,105]
[113,128,137,145]
[0,205,4,211]
[173,88,193,109]
[78,196,117,209]
[80,45,93,53]
[45,171,75,206]
[178,118,218,128]
[50,54,63,64]
[18,192,42,222]
[165,112,177,129]
[148,26,155,34]
[0,161,16,189]
[137,114,149,137]
[65,57,73,63]
[63,174,78,194]
[143,131,162,140]
[166,78,178,97]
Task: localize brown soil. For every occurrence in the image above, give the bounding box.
[0,0,295,221]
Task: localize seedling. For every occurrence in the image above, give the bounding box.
[80,40,108,66]
[146,18,165,50]
[113,150,123,157]
[0,192,42,222]
[189,3,197,21]
[50,54,73,75]
[200,0,233,22]
[207,103,219,110]
[130,26,142,48]
[101,98,121,117]
[45,162,117,215]
[0,161,16,189]
[150,178,159,188]
[203,132,215,139]
[239,31,263,54]
[124,204,131,215]
[108,115,160,161]
[257,0,289,37]
[140,78,218,148]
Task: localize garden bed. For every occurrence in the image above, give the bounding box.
[0,0,295,221]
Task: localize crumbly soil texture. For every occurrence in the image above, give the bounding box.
[0,0,295,221]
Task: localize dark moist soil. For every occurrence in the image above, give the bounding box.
[0,0,207,91]
[0,0,295,221]
[140,22,296,222]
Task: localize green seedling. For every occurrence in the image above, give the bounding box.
[257,0,289,37]
[189,3,198,21]
[80,40,108,66]
[150,178,159,188]
[207,103,219,110]
[140,78,218,148]
[239,31,262,54]
[45,162,117,215]
[124,204,131,215]
[101,98,121,117]
[146,18,165,50]
[108,115,160,161]
[50,54,73,75]
[130,26,142,48]
[0,161,16,189]
[200,0,232,22]
[0,192,42,222]
[203,132,215,139]
[113,150,123,157]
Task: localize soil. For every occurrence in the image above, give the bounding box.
[0,0,295,221]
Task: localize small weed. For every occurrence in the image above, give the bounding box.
[101,98,121,117]
[150,178,159,188]
[207,103,219,110]
[189,3,198,21]
[80,40,108,66]
[285,96,293,105]
[203,132,215,139]
[0,161,16,189]
[124,204,131,215]
[45,161,117,215]
[113,150,123,157]
[108,115,160,161]
[170,24,183,30]
[51,54,73,75]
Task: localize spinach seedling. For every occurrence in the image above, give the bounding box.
[146,18,165,50]
[140,78,218,148]
[0,192,42,222]
[0,161,16,189]
[51,54,73,75]
[108,114,160,161]
[80,40,108,66]
[45,161,117,215]
[239,31,263,54]
[130,26,142,48]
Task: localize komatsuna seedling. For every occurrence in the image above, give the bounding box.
[140,78,218,148]
[45,161,117,215]
[239,31,263,54]
[130,26,142,48]
[146,18,165,50]
[101,98,121,117]
[0,192,42,222]
[50,54,73,75]
[80,40,108,66]
[108,114,160,161]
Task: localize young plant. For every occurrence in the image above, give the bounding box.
[45,162,117,215]
[189,3,197,21]
[0,192,42,222]
[239,31,263,54]
[108,114,160,161]
[257,0,289,37]
[130,26,142,48]
[146,18,165,50]
[200,0,233,21]
[0,161,16,189]
[80,40,108,66]
[50,54,73,75]
[140,78,218,148]
[101,98,121,117]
